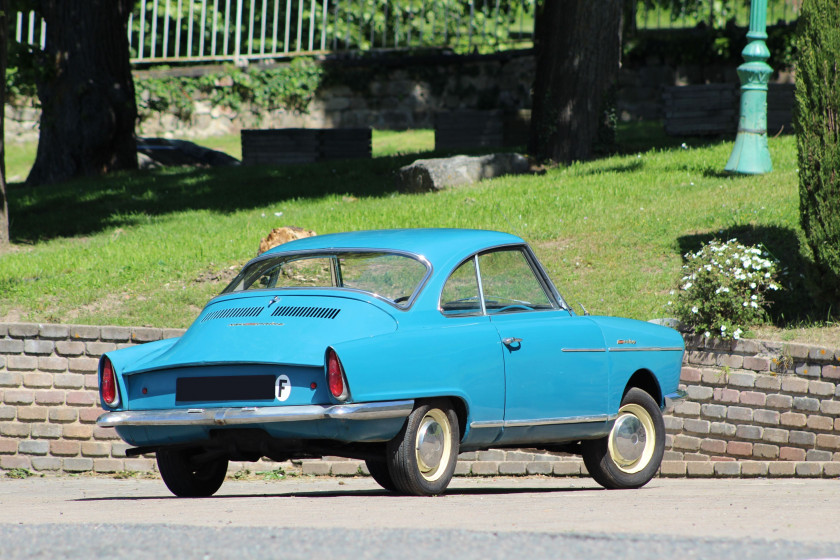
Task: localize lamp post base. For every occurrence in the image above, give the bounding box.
[725,129,772,175]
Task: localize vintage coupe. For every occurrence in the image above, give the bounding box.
[97,229,684,497]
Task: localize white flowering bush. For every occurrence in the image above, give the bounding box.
[671,239,781,340]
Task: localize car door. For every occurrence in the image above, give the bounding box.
[438,255,507,449]
[477,248,611,445]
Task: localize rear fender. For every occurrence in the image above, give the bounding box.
[101,338,179,411]
[330,321,505,437]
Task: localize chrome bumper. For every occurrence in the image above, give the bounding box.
[96,399,415,428]
[663,389,687,413]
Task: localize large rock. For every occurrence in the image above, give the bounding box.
[396,153,531,193]
[137,138,240,169]
[258,226,316,255]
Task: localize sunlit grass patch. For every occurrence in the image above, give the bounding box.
[2,127,828,345]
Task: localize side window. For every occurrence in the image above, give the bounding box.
[440,258,482,316]
[478,249,554,313]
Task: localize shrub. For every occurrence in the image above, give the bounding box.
[135,58,324,123]
[795,0,840,310]
[671,239,780,340]
[623,21,797,70]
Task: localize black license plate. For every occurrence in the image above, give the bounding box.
[175,375,276,403]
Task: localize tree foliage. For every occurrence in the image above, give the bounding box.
[794,0,840,309]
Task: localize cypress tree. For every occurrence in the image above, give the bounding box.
[795,0,840,308]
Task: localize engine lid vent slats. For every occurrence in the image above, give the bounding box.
[201,306,264,322]
[270,306,341,319]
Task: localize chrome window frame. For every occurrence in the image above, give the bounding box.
[220,248,433,311]
[439,243,569,318]
[437,255,485,318]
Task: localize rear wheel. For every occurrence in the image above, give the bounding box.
[581,387,665,489]
[386,399,459,496]
[156,448,228,497]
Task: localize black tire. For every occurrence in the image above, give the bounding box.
[385,399,460,496]
[581,387,665,490]
[156,448,229,497]
[365,458,398,492]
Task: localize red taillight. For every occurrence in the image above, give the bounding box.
[326,348,349,401]
[100,357,120,407]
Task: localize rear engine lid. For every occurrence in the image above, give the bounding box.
[121,293,397,374]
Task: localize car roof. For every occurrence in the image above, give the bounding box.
[264,228,526,267]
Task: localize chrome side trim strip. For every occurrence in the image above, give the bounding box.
[97,400,415,428]
[502,414,617,428]
[469,420,504,429]
[561,348,607,353]
[607,347,684,352]
[470,415,617,430]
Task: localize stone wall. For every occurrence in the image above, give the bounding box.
[6,51,792,146]
[4,100,41,144]
[4,52,536,144]
[2,321,839,478]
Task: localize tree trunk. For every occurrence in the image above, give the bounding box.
[1,0,9,245]
[529,0,622,163]
[26,0,137,186]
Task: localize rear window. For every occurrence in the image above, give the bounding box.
[222,251,429,308]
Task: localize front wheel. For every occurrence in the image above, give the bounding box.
[385,399,460,496]
[156,448,229,497]
[581,387,665,489]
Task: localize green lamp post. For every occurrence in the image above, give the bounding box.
[725,0,773,174]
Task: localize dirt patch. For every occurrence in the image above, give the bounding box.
[62,293,130,322]
[0,243,33,257]
[192,265,241,285]
[750,325,840,350]
[532,237,576,254]
[0,308,27,322]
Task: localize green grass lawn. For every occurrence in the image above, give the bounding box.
[1,125,833,346]
[4,140,38,183]
[3,128,437,180]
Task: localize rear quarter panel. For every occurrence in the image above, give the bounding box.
[102,338,180,411]
[331,317,505,429]
[592,317,685,411]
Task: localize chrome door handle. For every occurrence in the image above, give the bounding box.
[502,337,522,346]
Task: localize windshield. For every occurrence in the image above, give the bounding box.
[221,251,429,307]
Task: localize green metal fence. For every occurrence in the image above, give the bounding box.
[635,0,799,30]
[11,0,798,66]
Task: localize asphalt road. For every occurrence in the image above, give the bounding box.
[2,476,839,559]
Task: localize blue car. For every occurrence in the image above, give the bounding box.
[97,229,684,497]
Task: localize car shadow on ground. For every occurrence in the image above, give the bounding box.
[74,484,603,501]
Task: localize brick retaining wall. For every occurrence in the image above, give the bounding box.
[661,335,840,478]
[1,322,839,478]
[0,323,185,474]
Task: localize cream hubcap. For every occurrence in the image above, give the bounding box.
[608,403,655,474]
[415,409,452,482]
